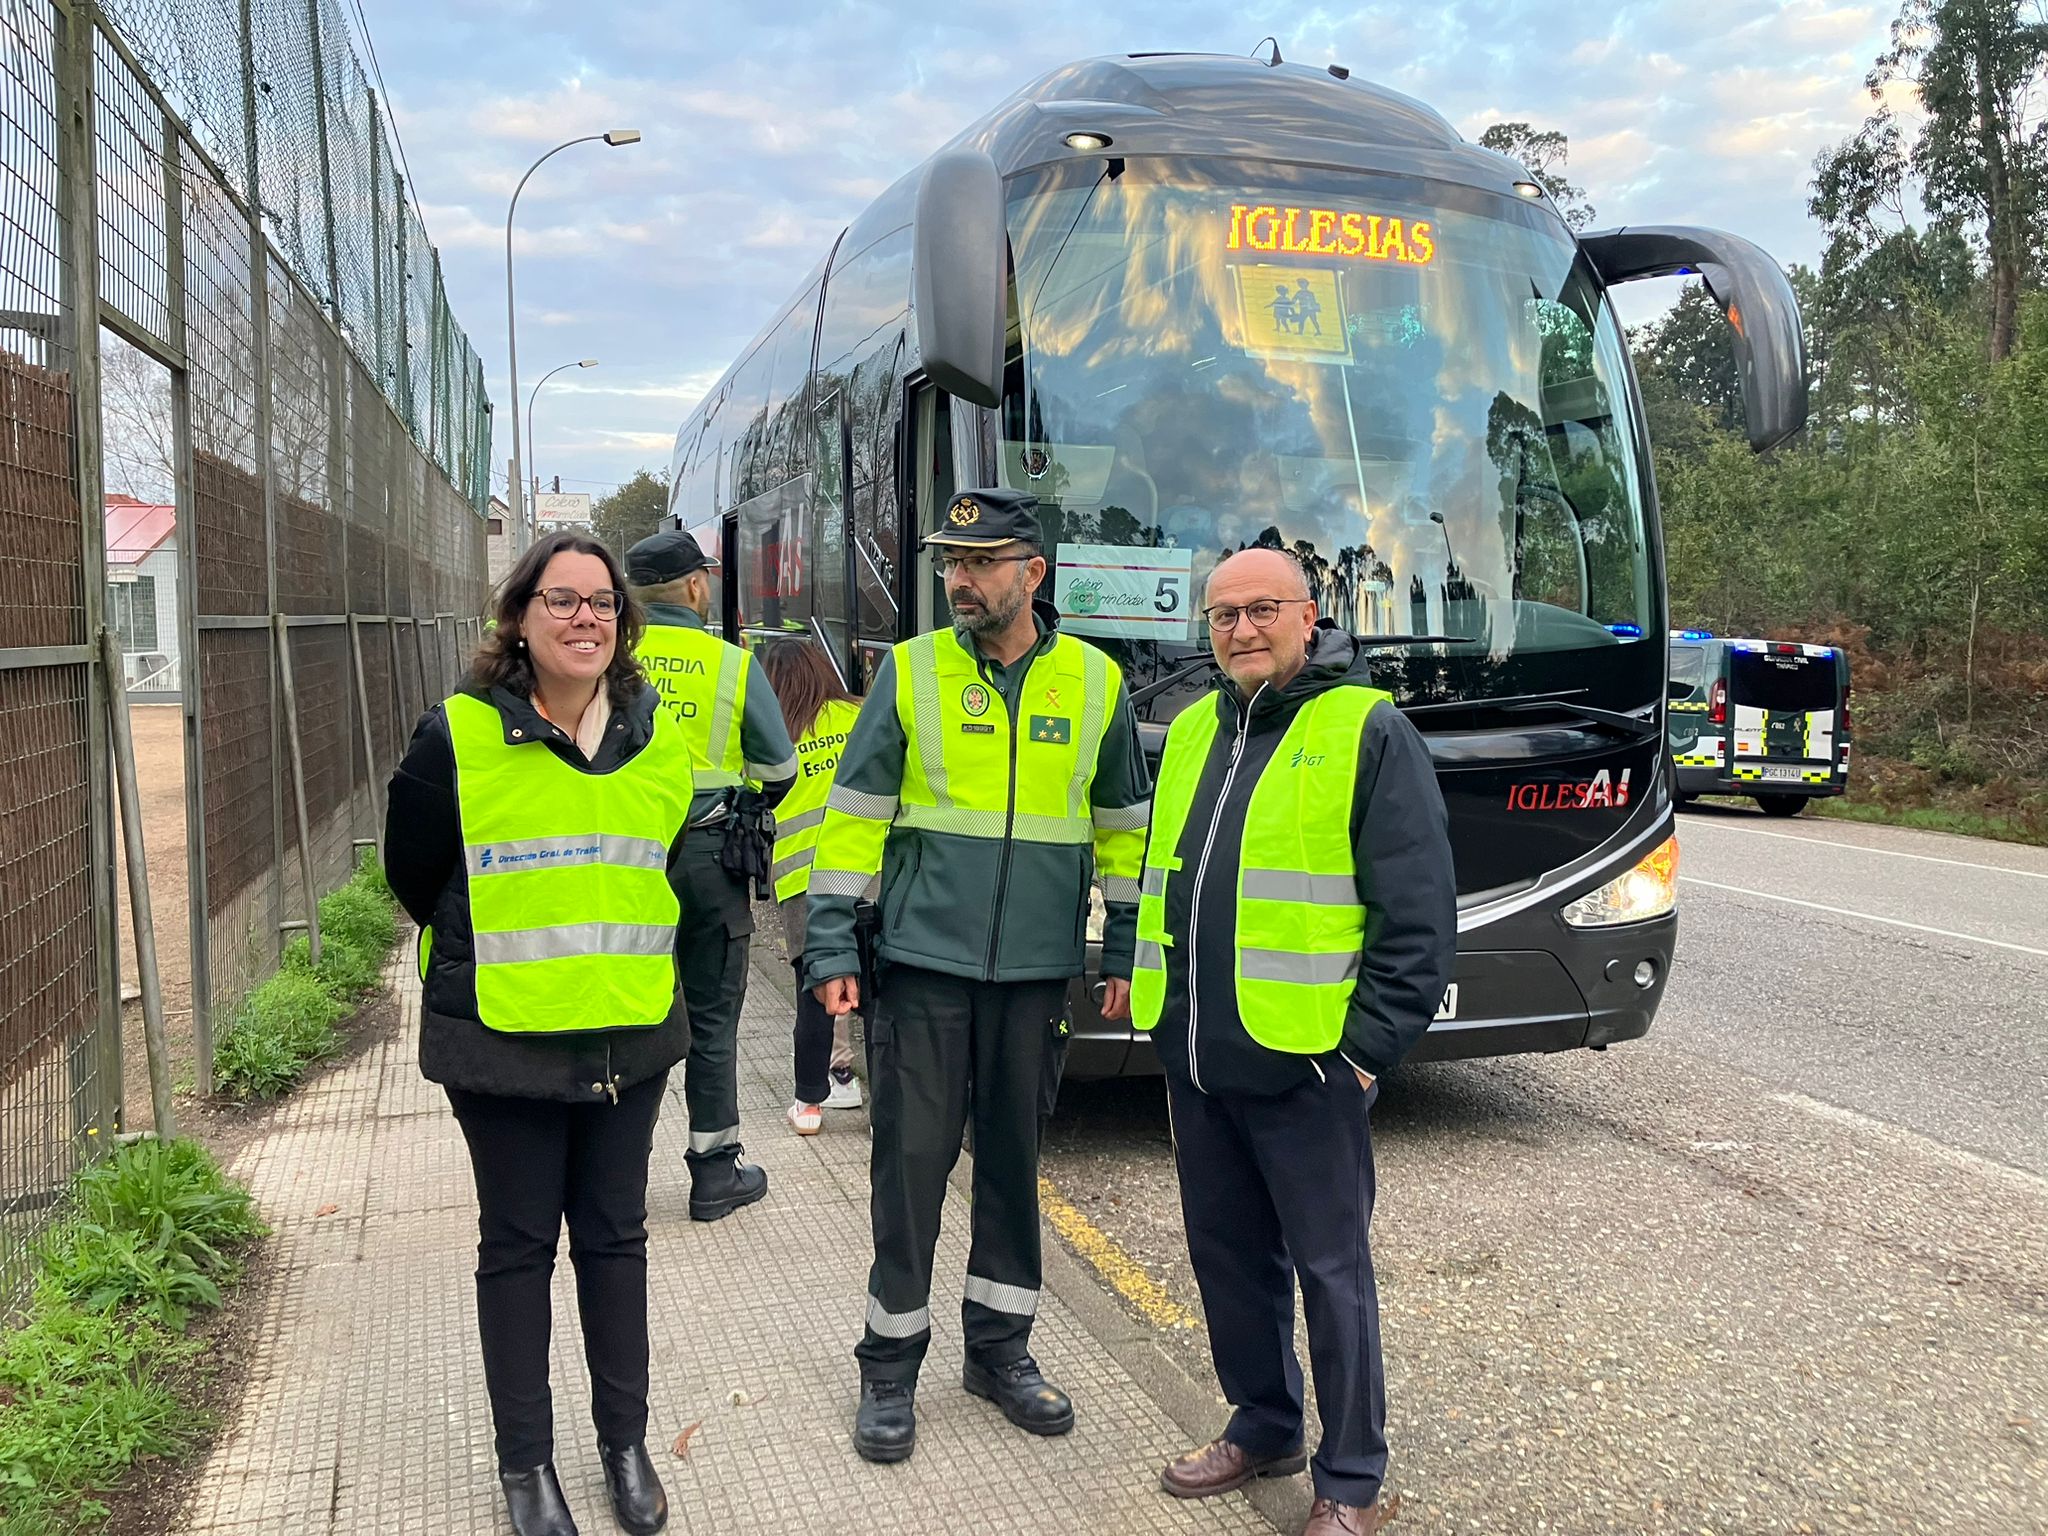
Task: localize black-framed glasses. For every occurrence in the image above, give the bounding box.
[1203,598,1310,632]
[533,586,623,621]
[936,553,1036,578]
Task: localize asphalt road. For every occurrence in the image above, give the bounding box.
[1039,805,2048,1535]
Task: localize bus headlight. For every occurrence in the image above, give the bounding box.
[1085,886,1106,943]
[1560,835,1679,927]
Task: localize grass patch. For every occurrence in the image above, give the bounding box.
[213,854,401,1101]
[0,1139,261,1534]
[1812,797,2048,847]
[1694,793,2048,847]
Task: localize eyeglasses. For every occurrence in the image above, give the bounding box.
[937,553,1036,578]
[533,586,623,621]
[1203,598,1310,632]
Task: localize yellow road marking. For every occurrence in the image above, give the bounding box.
[1038,1176,1200,1331]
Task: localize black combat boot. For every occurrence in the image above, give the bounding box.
[688,1147,768,1221]
[963,1353,1075,1435]
[852,1377,917,1463]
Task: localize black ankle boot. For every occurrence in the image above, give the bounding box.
[499,1463,578,1536]
[852,1377,917,1463]
[963,1353,1075,1435]
[688,1148,768,1221]
[599,1441,668,1535]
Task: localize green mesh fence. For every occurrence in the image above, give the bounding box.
[96,0,493,511]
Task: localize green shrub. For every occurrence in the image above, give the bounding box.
[320,879,397,960]
[281,928,380,996]
[213,972,347,1100]
[36,1139,263,1330]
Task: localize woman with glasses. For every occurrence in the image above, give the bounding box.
[384,530,689,1536]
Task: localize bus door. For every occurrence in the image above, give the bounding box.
[1728,643,1844,788]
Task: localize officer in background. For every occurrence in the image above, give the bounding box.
[1133,548,1456,1536]
[804,489,1150,1464]
[626,529,797,1221]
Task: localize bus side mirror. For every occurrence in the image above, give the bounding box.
[912,149,1008,408]
[1579,225,1808,452]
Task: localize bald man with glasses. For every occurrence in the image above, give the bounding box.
[1131,548,1456,1536]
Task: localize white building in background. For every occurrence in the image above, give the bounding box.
[105,496,181,701]
[486,493,513,594]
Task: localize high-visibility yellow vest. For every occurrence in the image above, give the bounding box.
[436,692,693,1033]
[635,623,748,795]
[1130,684,1388,1053]
[771,697,863,901]
[807,627,1143,900]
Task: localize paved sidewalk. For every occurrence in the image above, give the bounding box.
[176,954,1276,1535]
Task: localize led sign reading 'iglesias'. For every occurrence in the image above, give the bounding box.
[1225,205,1437,265]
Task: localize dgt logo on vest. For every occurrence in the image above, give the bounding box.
[1506,769,1632,811]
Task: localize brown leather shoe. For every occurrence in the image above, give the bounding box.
[1159,1436,1308,1499]
[1301,1496,1384,1535]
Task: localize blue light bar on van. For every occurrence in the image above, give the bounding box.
[1674,629,1713,641]
[1607,623,1644,637]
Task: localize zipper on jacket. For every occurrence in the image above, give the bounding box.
[983,655,1021,980]
[1186,683,1260,1095]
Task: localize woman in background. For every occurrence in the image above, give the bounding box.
[759,637,867,1133]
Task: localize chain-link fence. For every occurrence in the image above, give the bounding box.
[0,0,491,1309]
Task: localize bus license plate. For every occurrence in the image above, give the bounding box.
[1760,764,1802,782]
[1434,984,1459,1021]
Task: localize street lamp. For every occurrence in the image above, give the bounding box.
[505,129,640,551]
[528,358,599,517]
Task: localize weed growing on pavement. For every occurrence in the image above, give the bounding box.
[0,1139,259,1533]
[214,854,401,1100]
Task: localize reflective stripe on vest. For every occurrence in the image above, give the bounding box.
[443,693,693,1033]
[770,697,863,901]
[1130,683,1387,1054]
[807,628,1124,899]
[895,627,1113,842]
[635,623,748,793]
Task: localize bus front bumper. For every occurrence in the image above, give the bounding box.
[1061,910,1676,1080]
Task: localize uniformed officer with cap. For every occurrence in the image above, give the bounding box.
[626,527,797,1220]
[804,488,1151,1464]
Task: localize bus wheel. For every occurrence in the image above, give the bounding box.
[1757,795,1806,818]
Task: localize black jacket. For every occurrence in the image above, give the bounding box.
[383,681,693,1103]
[1150,626,1457,1096]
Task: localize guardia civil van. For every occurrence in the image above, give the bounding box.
[1668,631,1852,816]
[662,52,1809,1076]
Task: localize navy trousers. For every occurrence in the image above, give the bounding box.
[1166,1064,1388,1508]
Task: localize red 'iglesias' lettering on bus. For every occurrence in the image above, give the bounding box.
[1506,769,1633,811]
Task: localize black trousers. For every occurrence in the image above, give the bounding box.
[1166,1065,1388,1508]
[673,837,751,1165]
[447,1072,667,1471]
[856,965,1066,1385]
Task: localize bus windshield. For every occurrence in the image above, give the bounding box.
[997,156,1658,712]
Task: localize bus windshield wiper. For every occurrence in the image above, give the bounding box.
[1403,690,1659,741]
[1129,653,1219,708]
[1356,634,1471,647]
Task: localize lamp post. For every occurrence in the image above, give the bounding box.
[505,129,640,552]
[528,358,598,520]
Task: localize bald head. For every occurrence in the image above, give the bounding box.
[1204,547,1318,696]
[1205,547,1310,604]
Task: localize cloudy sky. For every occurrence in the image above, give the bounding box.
[351,0,1912,502]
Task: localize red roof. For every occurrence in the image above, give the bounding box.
[105,495,176,565]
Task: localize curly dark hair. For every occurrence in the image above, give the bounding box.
[469,530,648,707]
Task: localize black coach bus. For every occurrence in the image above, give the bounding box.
[663,52,1807,1076]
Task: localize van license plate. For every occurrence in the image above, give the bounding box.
[1434,984,1459,1021]
[1760,764,1802,782]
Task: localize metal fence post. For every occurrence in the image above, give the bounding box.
[55,0,123,1141]
[271,615,321,966]
[99,628,176,1136]
[237,0,287,961]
